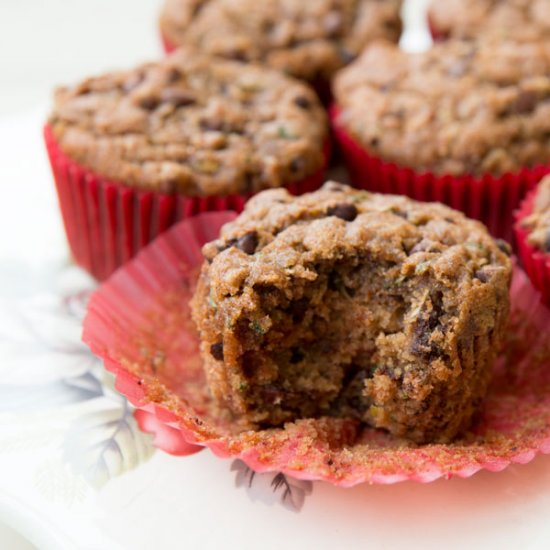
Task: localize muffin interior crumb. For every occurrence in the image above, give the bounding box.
[243,253,455,427]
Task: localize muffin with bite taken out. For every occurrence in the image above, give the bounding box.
[192,182,512,444]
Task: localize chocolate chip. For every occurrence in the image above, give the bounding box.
[123,73,144,92]
[236,232,258,255]
[138,96,160,110]
[474,269,490,283]
[290,348,304,364]
[370,137,380,147]
[167,67,182,83]
[335,365,372,414]
[327,203,358,221]
[496,238,512,256]
[338,48,355,64]
[262,19,275,33]
[76,83,91,96]
[476,266,501,284]
[384,18,400,31]
[411,291,444,359]
[228,50,247,62]
[290,157,304,174]
[160,89,196,107]
[514,91,538,115]
[294,96,311,109]
[210,342,224,361]
[200,118,224,132]
[411,317,435,358]
[391,209,408,219]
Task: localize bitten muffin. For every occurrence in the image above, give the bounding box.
[48,48,328,196]
[159,0,402,86]
[520,176,550,252]
[428,0,550,41]
[333,38,550,177]
[191,182,512,444]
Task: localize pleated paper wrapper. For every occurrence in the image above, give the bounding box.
[83,212,550,486]
[331,106,550,242]
[44,126,327,281]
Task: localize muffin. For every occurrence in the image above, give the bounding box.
[331,37,550,240]
[45,47,329,281]
[158,0,403,99]
[191,182,512,444]
[428,0,550,41]
[514,175,550,305]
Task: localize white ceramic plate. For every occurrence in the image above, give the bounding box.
[2,2,550,549]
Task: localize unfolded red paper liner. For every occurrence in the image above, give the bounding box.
[83,212,550,486]
[514,189,550,306]
[44,125,328,281]
[330,106,550,242]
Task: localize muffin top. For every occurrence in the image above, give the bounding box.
[429,0,550,40]
[159,0,402,83]
[48,48,328,196]
[521,176,550,252]
[333,38,550,176]
[201,181,512,298]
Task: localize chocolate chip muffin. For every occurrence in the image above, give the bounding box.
[159,0,402,87]
[48,47,328,196]
[333,38,550,177]
[429,0,550,41]
[521,175,550,252]
[191,182,512,444]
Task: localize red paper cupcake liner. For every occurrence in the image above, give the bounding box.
[330,106,550,242]
[44,125,328,281]
[513,189,550,306]
[427,14,447,41]
[161,33,177,54]
[83,212,550,486]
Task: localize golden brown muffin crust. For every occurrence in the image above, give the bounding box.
[49,48,328,196]
[334,38,550,176]
[160,0,402,83]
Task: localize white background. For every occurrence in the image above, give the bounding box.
[1,2,161,547]
[4,1,550,550]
